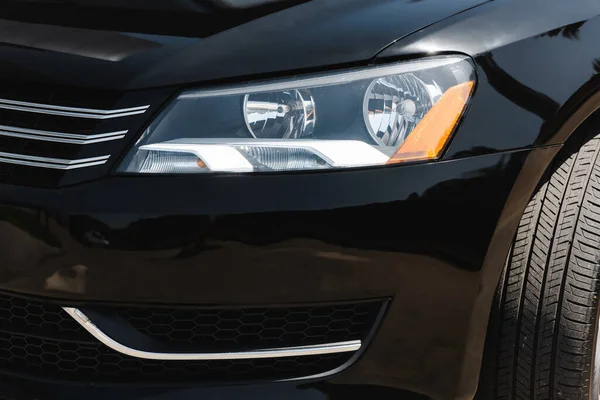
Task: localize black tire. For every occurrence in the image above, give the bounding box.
[480,130,600,400]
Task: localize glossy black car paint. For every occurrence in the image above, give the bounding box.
[0,0,599,399]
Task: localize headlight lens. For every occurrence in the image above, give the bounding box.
[119,56,475,174]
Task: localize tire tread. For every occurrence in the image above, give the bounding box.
[482,132,600,399]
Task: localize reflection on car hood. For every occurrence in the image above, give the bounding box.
[0,0,488,89]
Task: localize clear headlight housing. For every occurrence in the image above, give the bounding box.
[119,56,476,174]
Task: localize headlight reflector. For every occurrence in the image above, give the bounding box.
[243,90,316,139]
[120,56,475,174]
[364,73,433,147]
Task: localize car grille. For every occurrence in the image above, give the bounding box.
[0,80,168,188]
[102,302,379,352]
[0,293,386,384]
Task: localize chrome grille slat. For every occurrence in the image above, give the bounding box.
[0,152,110,170]
[0,98,149,119]
[0,125,127,144]
[0,158,108,170]
[0,97,149,114]
[0,90,153,185]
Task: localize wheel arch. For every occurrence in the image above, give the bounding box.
[456,82,600,400]
[544,75,600,147]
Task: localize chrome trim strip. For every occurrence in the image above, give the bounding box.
[63,307,362,361]
[0,152,109,170]
[0,98,149,119]
[0,98,149,114]
[0,125,127,144]
[0,152,109,165]
[0,157,108,170]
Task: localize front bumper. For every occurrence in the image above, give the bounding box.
[0,146,558,400]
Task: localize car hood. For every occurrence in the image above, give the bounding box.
[0,0,488,90]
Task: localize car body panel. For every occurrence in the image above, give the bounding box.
[0,0,487,89]
[0,146,559,400]
[379,0,600,157]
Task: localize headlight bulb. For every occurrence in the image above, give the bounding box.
[363,74,432,147]
[243,90,316,139]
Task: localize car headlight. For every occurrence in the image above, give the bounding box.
[119,56,476,174]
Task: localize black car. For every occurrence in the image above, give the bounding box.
[0,0,599,399]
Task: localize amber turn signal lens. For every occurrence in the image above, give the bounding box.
[387,81,475,164]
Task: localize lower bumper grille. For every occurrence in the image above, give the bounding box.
[95,302,379,352]
[0,293,386,385]
[0,331,353,384]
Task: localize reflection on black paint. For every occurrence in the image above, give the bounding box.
[67,154,517,271]
[478,53,560,122]
[0,207,61,248]
[536,20,600,77]
[0,0,311,37]
[538,21,587,40]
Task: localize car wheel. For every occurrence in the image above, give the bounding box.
[481,128,600,399]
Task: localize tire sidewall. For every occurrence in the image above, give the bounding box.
[591,303,600,399]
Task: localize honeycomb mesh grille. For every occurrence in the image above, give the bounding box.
[0,293,385,384]
[0,331,352,384]
[0,294,83,339]
[106,302,380,352]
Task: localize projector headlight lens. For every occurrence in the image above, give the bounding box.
[119,56,476,174]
